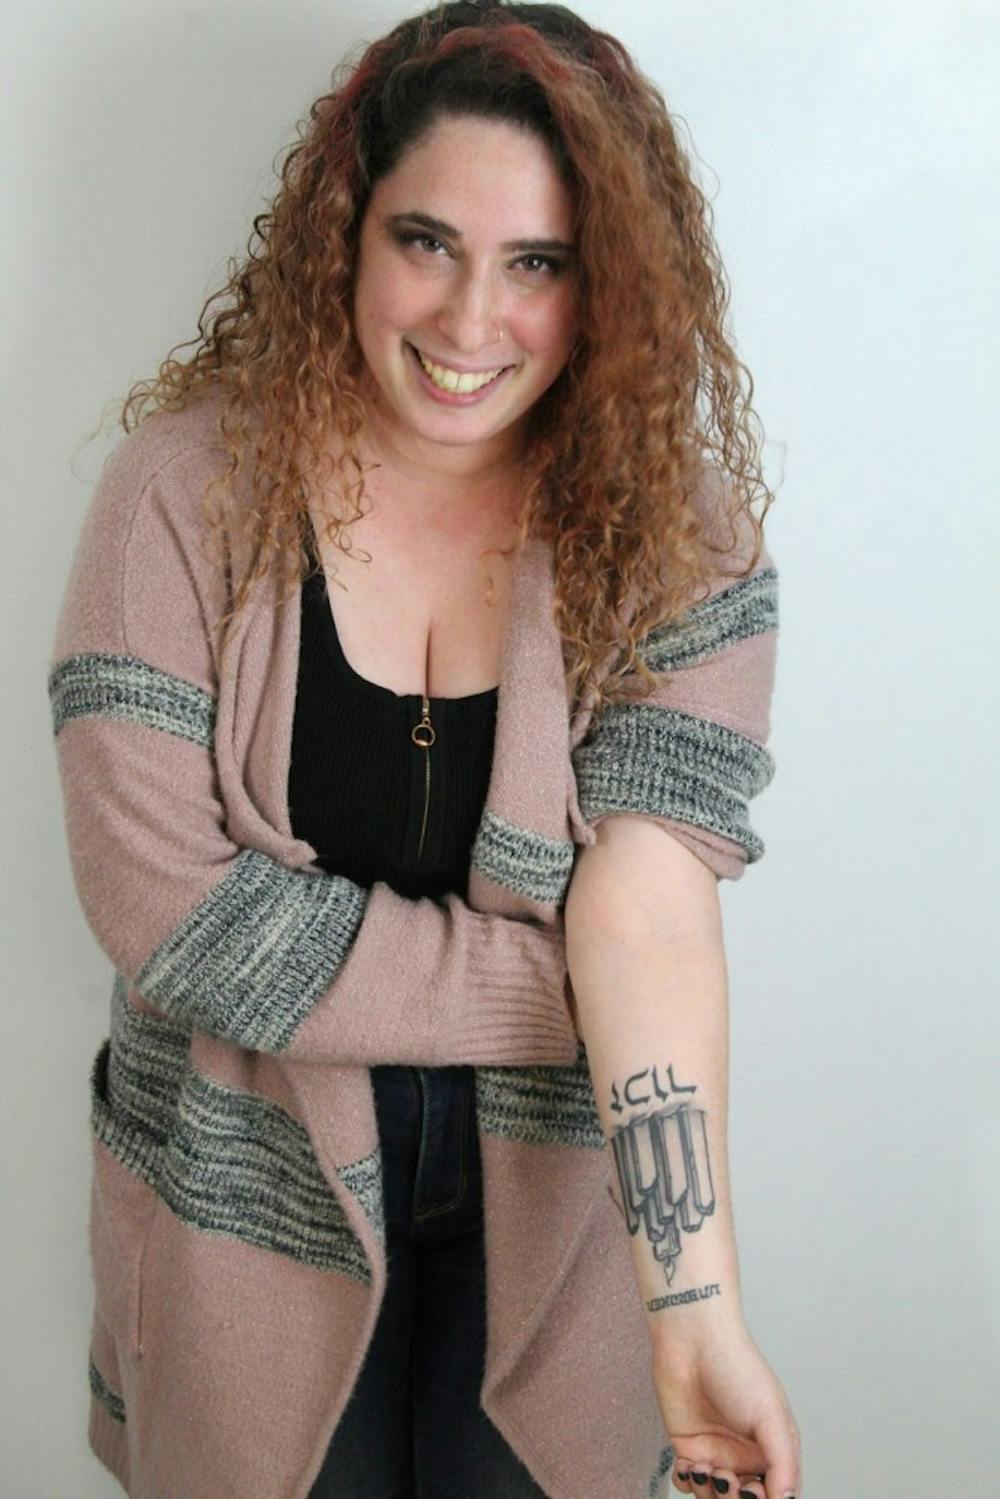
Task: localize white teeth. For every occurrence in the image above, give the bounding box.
[413,346,508,394]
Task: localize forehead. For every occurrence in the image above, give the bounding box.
[370,114,575,234]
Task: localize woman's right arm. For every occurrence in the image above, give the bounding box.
[48,432,578,1070]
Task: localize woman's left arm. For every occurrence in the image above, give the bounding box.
[565,813,744,1353]
[565,814,803,1498]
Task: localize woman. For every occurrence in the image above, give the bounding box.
[49,3,801,1496]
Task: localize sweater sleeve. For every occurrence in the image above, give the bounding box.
[47,428,578,1069]
[570,475,779,882]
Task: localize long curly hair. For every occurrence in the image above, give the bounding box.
[112,0,774,724]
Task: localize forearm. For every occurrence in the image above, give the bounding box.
[566,905,745,1354]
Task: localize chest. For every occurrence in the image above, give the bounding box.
[309,509,516,699]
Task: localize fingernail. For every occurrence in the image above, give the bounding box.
[711,1482,730,1495]
[738,1492,755,1499]
[691,1476,708,1488]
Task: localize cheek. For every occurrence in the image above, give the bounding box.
[355,256,416,336]
[515,291,578,361]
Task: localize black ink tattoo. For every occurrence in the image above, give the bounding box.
[607,1061,715,1288]
[610,1063,696,1113]
[646,1282,721,1313]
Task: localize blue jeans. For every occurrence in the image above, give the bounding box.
[307,1063,549,1498]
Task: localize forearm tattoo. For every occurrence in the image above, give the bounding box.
[607,1063,716,1291]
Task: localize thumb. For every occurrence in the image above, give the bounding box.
[756,1401,802,1499]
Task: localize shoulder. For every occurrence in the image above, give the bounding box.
[616,463,778,677]
[53,390,242,684]
[687,460,778,595]
[568,462,781,881]
[94,390,234,539]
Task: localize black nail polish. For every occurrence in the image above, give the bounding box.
[738,1492,755,1499]
[711,1481,730,1495]
[691,1475,708,1487]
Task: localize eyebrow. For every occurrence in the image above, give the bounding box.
[385,211,576,256]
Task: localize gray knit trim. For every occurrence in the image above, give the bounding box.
[89,976,382,1284]
[471,806,576,904]
[135,847,368,1052]
[635,567,778,674]
[103,972,192,1146]
[89,1027,177,1192]
[475,1042,604,1149]
[47,652,215,747]
[572,705,774,863]
[88,1355,126,1424]
[645,1444,677,1497]
[157,1066,381,1282]
[337,1149,387,1249]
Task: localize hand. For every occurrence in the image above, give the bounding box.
[652,1322,802,1499]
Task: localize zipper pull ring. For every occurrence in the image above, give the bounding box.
[411,694,435,748]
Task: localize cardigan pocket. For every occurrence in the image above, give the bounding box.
[87,1034,165,1361]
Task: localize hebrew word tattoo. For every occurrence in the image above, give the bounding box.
[607,1061,715,1289]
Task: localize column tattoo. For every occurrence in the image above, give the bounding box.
[607,1062,715,1288]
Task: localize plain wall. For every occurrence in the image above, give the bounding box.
[4,0,997,1493]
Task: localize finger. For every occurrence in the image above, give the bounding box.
[734,1477,766,1499]
[709,1467,741,1496]
[671,1453,693,1493]
[686,1465,714,1494]
[756,1405,802,1499]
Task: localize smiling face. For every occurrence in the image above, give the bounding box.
[351,113,580,470]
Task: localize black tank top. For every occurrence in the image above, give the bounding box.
[287,518,499,903]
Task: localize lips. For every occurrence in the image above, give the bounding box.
[406,340,513,377]
[405,339,517,405]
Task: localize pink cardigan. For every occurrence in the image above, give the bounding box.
[47,395,778,1498]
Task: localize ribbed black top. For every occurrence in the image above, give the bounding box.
[287,519,499,903]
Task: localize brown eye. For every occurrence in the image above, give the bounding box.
[396,230,447,255]
[515,255,564,277]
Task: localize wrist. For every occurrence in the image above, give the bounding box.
[648,1293,752,1366]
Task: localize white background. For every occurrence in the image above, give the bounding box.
[3,0,997,1493]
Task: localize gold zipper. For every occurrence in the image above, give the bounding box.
[411,692,435,861]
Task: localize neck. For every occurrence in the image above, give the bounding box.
[313,423,529,544]
[360,370,530,510]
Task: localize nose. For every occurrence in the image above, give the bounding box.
[434,266,505,354]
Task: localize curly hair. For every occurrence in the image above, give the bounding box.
[111,0,775,725]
